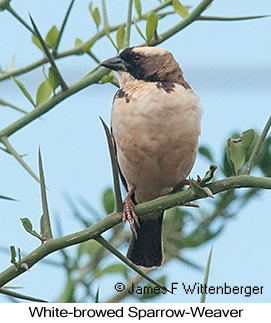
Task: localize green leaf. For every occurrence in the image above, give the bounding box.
[246,130,259,160]
[77,240,100,258]
[93,7,101,28]
[89,3,101,30]
[20,217,33,232]
[29,14,68,91]
[146,12,158,43]
[190,179,212,198]
[12,77,35,107]
[32,34,43,50]
[93,264,127,279]
[10,246,16,265]
[172,0,189,19]
[163,208,192,256]
[164,207,186,233]
[45,25,60,48]
[181,226,221,249]
[36,80,52,106]
[226,129,257,175]
[75,37,83,48]
[58,276,76,303]
[116,25,125,50]
[48,66,61,90]
[134,0,142,17]
[20,217,42,240]
[102,187,115,214]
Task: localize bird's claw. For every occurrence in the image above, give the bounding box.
[123,196,140,239]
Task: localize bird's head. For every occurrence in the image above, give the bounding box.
[101,46,183,84]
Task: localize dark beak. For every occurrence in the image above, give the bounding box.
[101,56,127,72]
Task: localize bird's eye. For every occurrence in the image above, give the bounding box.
[133,55,140,61]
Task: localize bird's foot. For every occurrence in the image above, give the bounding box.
[180,179,190,186]
[123,191,140,239]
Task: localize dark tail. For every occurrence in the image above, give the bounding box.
[127,211,163,267]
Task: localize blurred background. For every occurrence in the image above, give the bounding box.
[0,0,270,302]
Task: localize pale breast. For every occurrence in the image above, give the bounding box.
[111,82,201,203]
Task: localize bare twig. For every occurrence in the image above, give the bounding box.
[124,0,133,48]
[53,0,76,54]
[0,288,48,303]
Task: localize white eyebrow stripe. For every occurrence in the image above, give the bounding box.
[132,46,168,56]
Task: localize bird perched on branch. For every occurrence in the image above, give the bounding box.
[101,46,201,267]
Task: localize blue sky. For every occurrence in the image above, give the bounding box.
[0,0,271,302]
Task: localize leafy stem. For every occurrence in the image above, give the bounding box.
[150,0,214,46]
[0,174,271,288]
[244,115,271,175]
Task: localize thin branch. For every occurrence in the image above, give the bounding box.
[0,246,64,267]
[38,148,53,240]
[0,98,28,114]
[124,0,133,48]
[199,14,270,21]
[150,0,214,46]
[0,136,39,182]
[86,50,101,64]
[0,194,17,201]
[53,0,76,55]
[151,0,173,13]
[6,5,34,34]
[0,0,173,82]
[244,115,271,175]
[101,0,109,29]
[106,270,151,303]
[0,48,79,82]
[100,118,123,213]
[176,255,203,271]
[0,174,271,288]
[1,1,267,83]
[0,67,109,138]
[100,0,119,51]
[95,235,168,291]
[0,67,109,177]
[106,250,174,303]
[0,288,48,303]
[200,247,213,303]
[29,15,68,91]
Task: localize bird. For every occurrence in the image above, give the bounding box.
[101,46,201,268]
